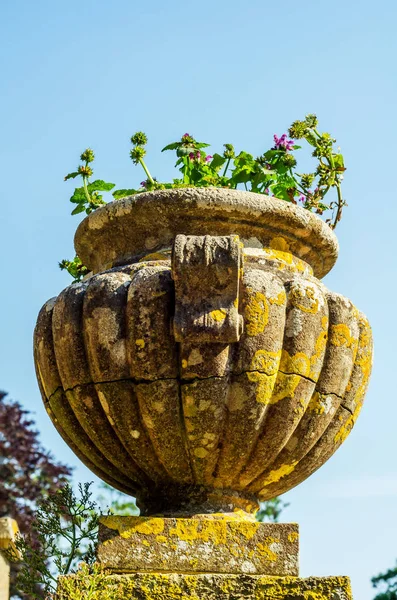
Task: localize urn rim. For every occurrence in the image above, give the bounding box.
[74,187,339,278]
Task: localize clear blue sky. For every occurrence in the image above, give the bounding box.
[1,1,396,598]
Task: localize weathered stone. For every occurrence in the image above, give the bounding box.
[172,234,243,343]
[98,515,299,576]
[34,189,373,514]
[74,188,339,278]
[0,518,19,600]
[57,572,353,600]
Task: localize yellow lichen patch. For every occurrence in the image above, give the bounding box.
[247,371,278,405]
[256,537,279,562]
[249,349,281,376]
[270,372,301,403]
[288,531,299,543]
[156,535,167,543]
[233,521,260,540]
[260,462,298,487]
[139,252,169,262]
[334,402,363,445]
[270,236,290,252]
[269,290,287,306]
[181,359,188,369]
[100,516,165,538]
[307,392,328,415]
[279,350,311,377]
[244,290,269,336]
[210,308,228,322]
[135,338,145,349]
[290,285,320,314]
[309,323,328,380]
[329,323,353,347]
[194,447,208,459]
[169,520,228,545]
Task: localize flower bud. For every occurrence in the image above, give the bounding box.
[131,132,148,146]
[305,114,318,128]
[223,143,235,159]
[78,165,93,178]
[80,148,95,163]
[130,146,146,164]
[301,173,315,188]
[288,120,307,139]
[282,153,297,168]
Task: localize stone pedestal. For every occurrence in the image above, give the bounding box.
[0,518,19,600]
[57,515,353,599]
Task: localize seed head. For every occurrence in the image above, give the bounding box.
[130,132,148,146]
[288,120,308,139]
[130,146,146,164]
[223,143,235,159]
[80,148,95,163]
[78,165,93,178]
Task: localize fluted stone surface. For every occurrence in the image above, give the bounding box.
[34,190,373,514]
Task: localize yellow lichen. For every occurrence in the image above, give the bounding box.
[210,308,228,322]
[244,290,269,336]
[259,462,298,487]
[269,290,287,306]
[270,236,290,252]
[288,531,299,543]
[135,338,145,349]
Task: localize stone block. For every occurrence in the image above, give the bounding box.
[98,515,299,576]
[57,572,353,599]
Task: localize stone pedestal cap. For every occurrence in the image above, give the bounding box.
[98,514,299,577]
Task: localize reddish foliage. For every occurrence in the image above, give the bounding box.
[0,390,72,598]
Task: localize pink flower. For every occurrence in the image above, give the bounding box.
[188,152,196,160]
[299,194,305,203]
[273,133,294,152]
[183,133,190,138]
[205,155,213,163]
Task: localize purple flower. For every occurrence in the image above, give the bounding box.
[265,188,270,195]
[299,194,305,203]
[188,152,196,160]
[183,133,190,138]
[205,155,213,163]
[273,133,295,152]
[140,180,147,188]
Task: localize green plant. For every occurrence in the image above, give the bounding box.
[256,497,289,523]
[6,483,99,599]
[372,563,397,600]
[55,562,125,600]
[61,115,346,281]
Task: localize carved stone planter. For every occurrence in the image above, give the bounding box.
[34,188,373,515]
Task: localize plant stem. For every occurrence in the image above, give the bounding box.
[222,158,231,178]
[139,158,154,184]
[83,176,91,205]
[332,183,344,228]
[64,516,77,575]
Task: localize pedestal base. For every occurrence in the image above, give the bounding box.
[56,573,353,599]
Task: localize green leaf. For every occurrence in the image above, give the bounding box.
[64,171,80,181]
[112,189,138,199]
[210,153,226,170]
[69,187,86,204]
[88,180,115,192]
[333,153,345,168]
[196,143,211,149]
[231,167,253,184]
[161,142,181,152]
[71,204,86,215]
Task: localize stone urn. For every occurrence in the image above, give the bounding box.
[34,188,373,516]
